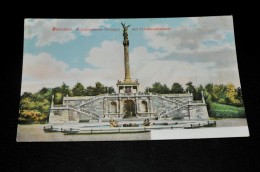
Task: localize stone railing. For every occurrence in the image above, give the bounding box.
[81,109,99,119]
[68,106,100,120]
[53,104,66,107]
[192,100,203,103]
[158,101,189,118]
[154,94,186,105]
[63,96,94,101]
[163,93,192,97]
[76,96,105,107]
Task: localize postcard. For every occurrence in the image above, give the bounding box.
[17,16,249,141]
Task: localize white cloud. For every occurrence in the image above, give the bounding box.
[135,60,241,90]
[140,16,240,87]
[85,40,166,88]
[86,40,124,70]
[144,16,234,54]
[192,16,234,31]
[24,19,108,47]
[22,46,126,93]
[23,53,68,80]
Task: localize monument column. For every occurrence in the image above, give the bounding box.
[122,22,131,82]
[117,23,139,93]
[124,46,131,81]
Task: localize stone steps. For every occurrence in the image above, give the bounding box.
[77,96,104,107]
[68,107,100,120]
[101,117,157,122]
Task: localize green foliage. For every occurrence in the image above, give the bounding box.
[21,92,32,99]
[86,82,115,96]
[19,110,48,124]
[54,92,63,104]
[162,84,170,94]
[94,82,106,95]
[19,89,51,124]
[107,86,115,94]
[86,86,95,96]
[72,82,86,96]
[225,83,241,106]
[145,81,245,118]
[209,103,246,118]
[152,82,164,93]
[185,82,196,95]
[194,85,204,100]
[146,82,170,94]
[19,81,115,123]
[205,83,213,94]
[236,87,243,104]
[212,84,226,102]
[203,83,243,107]
[61,82,72,96]
[204,90,213,112]
[171,82,184,93]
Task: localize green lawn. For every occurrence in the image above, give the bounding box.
[209,103,246,118]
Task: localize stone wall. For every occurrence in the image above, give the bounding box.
[49,108,69,124]
[189,104,209,119]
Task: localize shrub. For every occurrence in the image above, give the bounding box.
[209,103,246,118]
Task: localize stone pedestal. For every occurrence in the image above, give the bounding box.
[117,80,139,93]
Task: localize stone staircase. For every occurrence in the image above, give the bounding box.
[68,95,105,120]
[158,102,189,118]
[156,94,187,105]
[68,106,100,120]
[76,96,105,108]
[152,94,190,118]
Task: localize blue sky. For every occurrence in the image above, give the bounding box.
[22,17,240,93]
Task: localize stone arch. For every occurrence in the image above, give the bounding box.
[110,101,117,113]
[123,100,136,117]
[140,100,148,112]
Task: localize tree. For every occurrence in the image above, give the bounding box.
[52,86,62,95]
[94,82,106,95]
[86,86,95,96]
[145,87,152,93]
[212,84,226,103]
[205,83,213,94]
[19,89,50,124]
[72,82,86,96]
[20,97,35,111]
[48,83,72,105]
[19,110,43,124]
[226,83,240,106]
[194,84,204,100]
[54,92,63,104]
[38,87,49,95]
[204,90,213,113]
[21,92,32,99]
[85,82,115,96]
[162,84,170,94]
[151,82,164,94]
[171,82,184,93]
[107,86,115,94]
[185,82,196,94]
[236,87,243,105]
[61,82,72,96]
